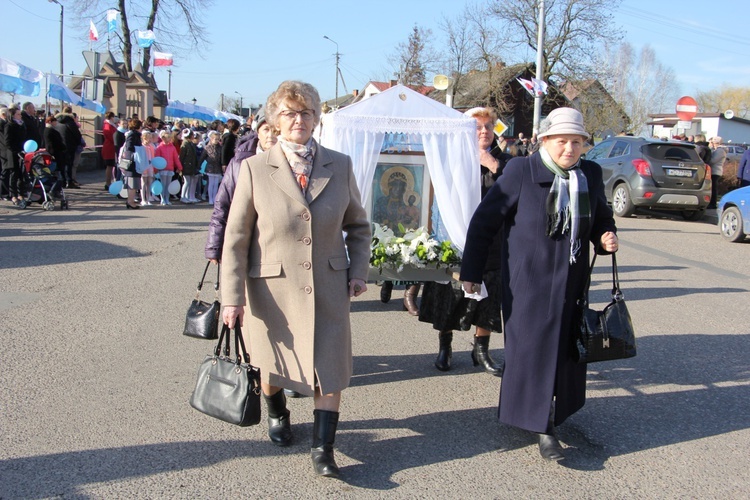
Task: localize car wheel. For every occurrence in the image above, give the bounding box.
[612,183,635,217]
[720,207,745,242]
[682,209,705,221]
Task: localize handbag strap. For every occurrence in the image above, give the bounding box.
[196,261,220,300]
[610,252,623,300]
[214,324,231,357]
[580,249,623,307]
[234,325,251,365]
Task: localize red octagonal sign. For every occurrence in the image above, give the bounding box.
[676,96,698,121]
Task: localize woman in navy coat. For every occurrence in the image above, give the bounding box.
[460,108,619,461]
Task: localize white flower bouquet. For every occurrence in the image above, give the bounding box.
[369,223,461,281]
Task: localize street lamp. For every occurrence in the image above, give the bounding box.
[323,35,340,109]
[191,98,197,106]
[48,0,63,75]
[234,90,243,117]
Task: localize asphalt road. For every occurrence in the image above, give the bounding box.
[1,170,748,498]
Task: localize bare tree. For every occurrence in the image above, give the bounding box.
[697,85,750,118]
[488,0,623,81]
[391,25,437,86]
[69,0,213,73]
[596,42,680,135]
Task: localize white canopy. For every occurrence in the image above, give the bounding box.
[319,84,479,251]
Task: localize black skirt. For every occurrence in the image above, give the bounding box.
[418,268,503,333]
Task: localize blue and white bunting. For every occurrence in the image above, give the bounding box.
[0,57,43,97]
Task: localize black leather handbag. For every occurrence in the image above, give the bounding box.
[573,251,636,364]
[183,262,220,340]
[189,324,261,427]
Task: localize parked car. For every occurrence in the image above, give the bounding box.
[585,137,711,220]
[721,145,746,162]
[718,185,750,242]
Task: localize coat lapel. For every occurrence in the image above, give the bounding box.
[306,146,333,204]
[267,143,308,207]
[528,152,556,185]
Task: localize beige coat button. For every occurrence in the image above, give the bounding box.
[302,236,312,245]
[304,286,312,294]
[303,261,312,270]
[301,212,310,221]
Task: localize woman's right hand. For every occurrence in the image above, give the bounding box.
[222,305,244,328]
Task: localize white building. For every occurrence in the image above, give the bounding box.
[647,113,750,145]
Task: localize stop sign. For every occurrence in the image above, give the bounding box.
[675,96,698,121]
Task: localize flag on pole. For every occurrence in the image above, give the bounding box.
[531,77,548,96]
[106,10,119,33]
[48,74,83,104]
[517,78,535,97]
[89,20,99,41]
[153,51,174,67]
[0,57,43,96]
[136,30,156,48]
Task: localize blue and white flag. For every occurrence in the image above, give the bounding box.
[0,57,43,97]
[136,30,156,48]
[106,10,119,33]
[48,74,82,104]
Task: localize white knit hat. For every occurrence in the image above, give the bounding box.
[537,107,588,139]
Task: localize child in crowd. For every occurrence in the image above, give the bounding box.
[179,130,200,203]
[154,130,182,206]
[140,130,156,206]
[200,130,223,204]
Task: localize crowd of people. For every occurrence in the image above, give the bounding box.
[4,86,623,476]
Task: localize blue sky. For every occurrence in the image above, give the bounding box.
[3,0,749,111]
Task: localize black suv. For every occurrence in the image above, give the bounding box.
[585,137,711,220]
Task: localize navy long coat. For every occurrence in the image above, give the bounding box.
[460,152,617,433]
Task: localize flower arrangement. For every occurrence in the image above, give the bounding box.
[370,223,461,273]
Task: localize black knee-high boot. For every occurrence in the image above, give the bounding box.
[471,334,504,376]
[434,331,453,371]
[538,401,564,461]
[264,390,292,446]
[311,409,340,478]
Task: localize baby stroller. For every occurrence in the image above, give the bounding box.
[17,150,69,210]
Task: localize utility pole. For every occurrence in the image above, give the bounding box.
[167,69,172,100]
[235,91,243,117]
[533,0,546,134]
[323,36,340,109]
[48,0,64,75]
[220,93,224,112]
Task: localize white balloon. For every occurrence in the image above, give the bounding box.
[168,180,181,195]
[119,188,128,198]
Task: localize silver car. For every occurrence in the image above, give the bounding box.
[585,137,711,220]
[721,145,746,162]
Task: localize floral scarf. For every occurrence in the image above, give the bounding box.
[278,137,316,194]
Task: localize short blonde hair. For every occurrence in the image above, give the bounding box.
[465,107,498,123]
[266,80,321,129]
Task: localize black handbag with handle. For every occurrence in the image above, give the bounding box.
[189,324,261,427]
[573,250,636,364]
[183,261,220,340]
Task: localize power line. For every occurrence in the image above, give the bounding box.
[8,0,58,22]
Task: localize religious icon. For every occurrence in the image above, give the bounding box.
[371,163,423,234]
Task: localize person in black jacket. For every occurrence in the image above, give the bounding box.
[220,118,240,171]
[43,116,66,174]
[54,106,83,188]
[418,107,511,376]
[21,102,43,148]
[3,105,27,205]
[0,107,9,199]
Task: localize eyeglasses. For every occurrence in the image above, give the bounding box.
[279,109,315,121]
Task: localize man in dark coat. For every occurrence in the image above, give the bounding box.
[21,102,43,148]
[54,106,83,188]
[460,108,618,462]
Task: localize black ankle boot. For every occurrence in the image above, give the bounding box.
[538,402,564,461]
[471,335,504,376]
[264,390,292,447]
[434,331,453,371]
[311,409,340,478]
[380,281,393,303]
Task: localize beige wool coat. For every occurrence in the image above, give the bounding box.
[221,141,371,396]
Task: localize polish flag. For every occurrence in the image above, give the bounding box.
[153,51,174,67]
[89,20,99,41]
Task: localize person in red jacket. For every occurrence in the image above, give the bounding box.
[101,112,118,191]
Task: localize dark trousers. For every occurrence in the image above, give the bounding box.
[709,174,720,208]
[59,152,75,183]
[6,166,23,198]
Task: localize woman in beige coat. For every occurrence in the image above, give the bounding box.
[221,81,371,478]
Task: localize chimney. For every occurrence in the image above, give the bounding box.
[390,80,398,87]
[352,89,359,97]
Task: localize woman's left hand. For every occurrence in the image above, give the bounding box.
[349,278,367,298]
[600,231,619,253]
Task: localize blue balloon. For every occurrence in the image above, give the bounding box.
[151,156,167,170]
[199,160,208,174]
[24,140,38,153]
[151,180,163,196]
[108,181,123,196]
